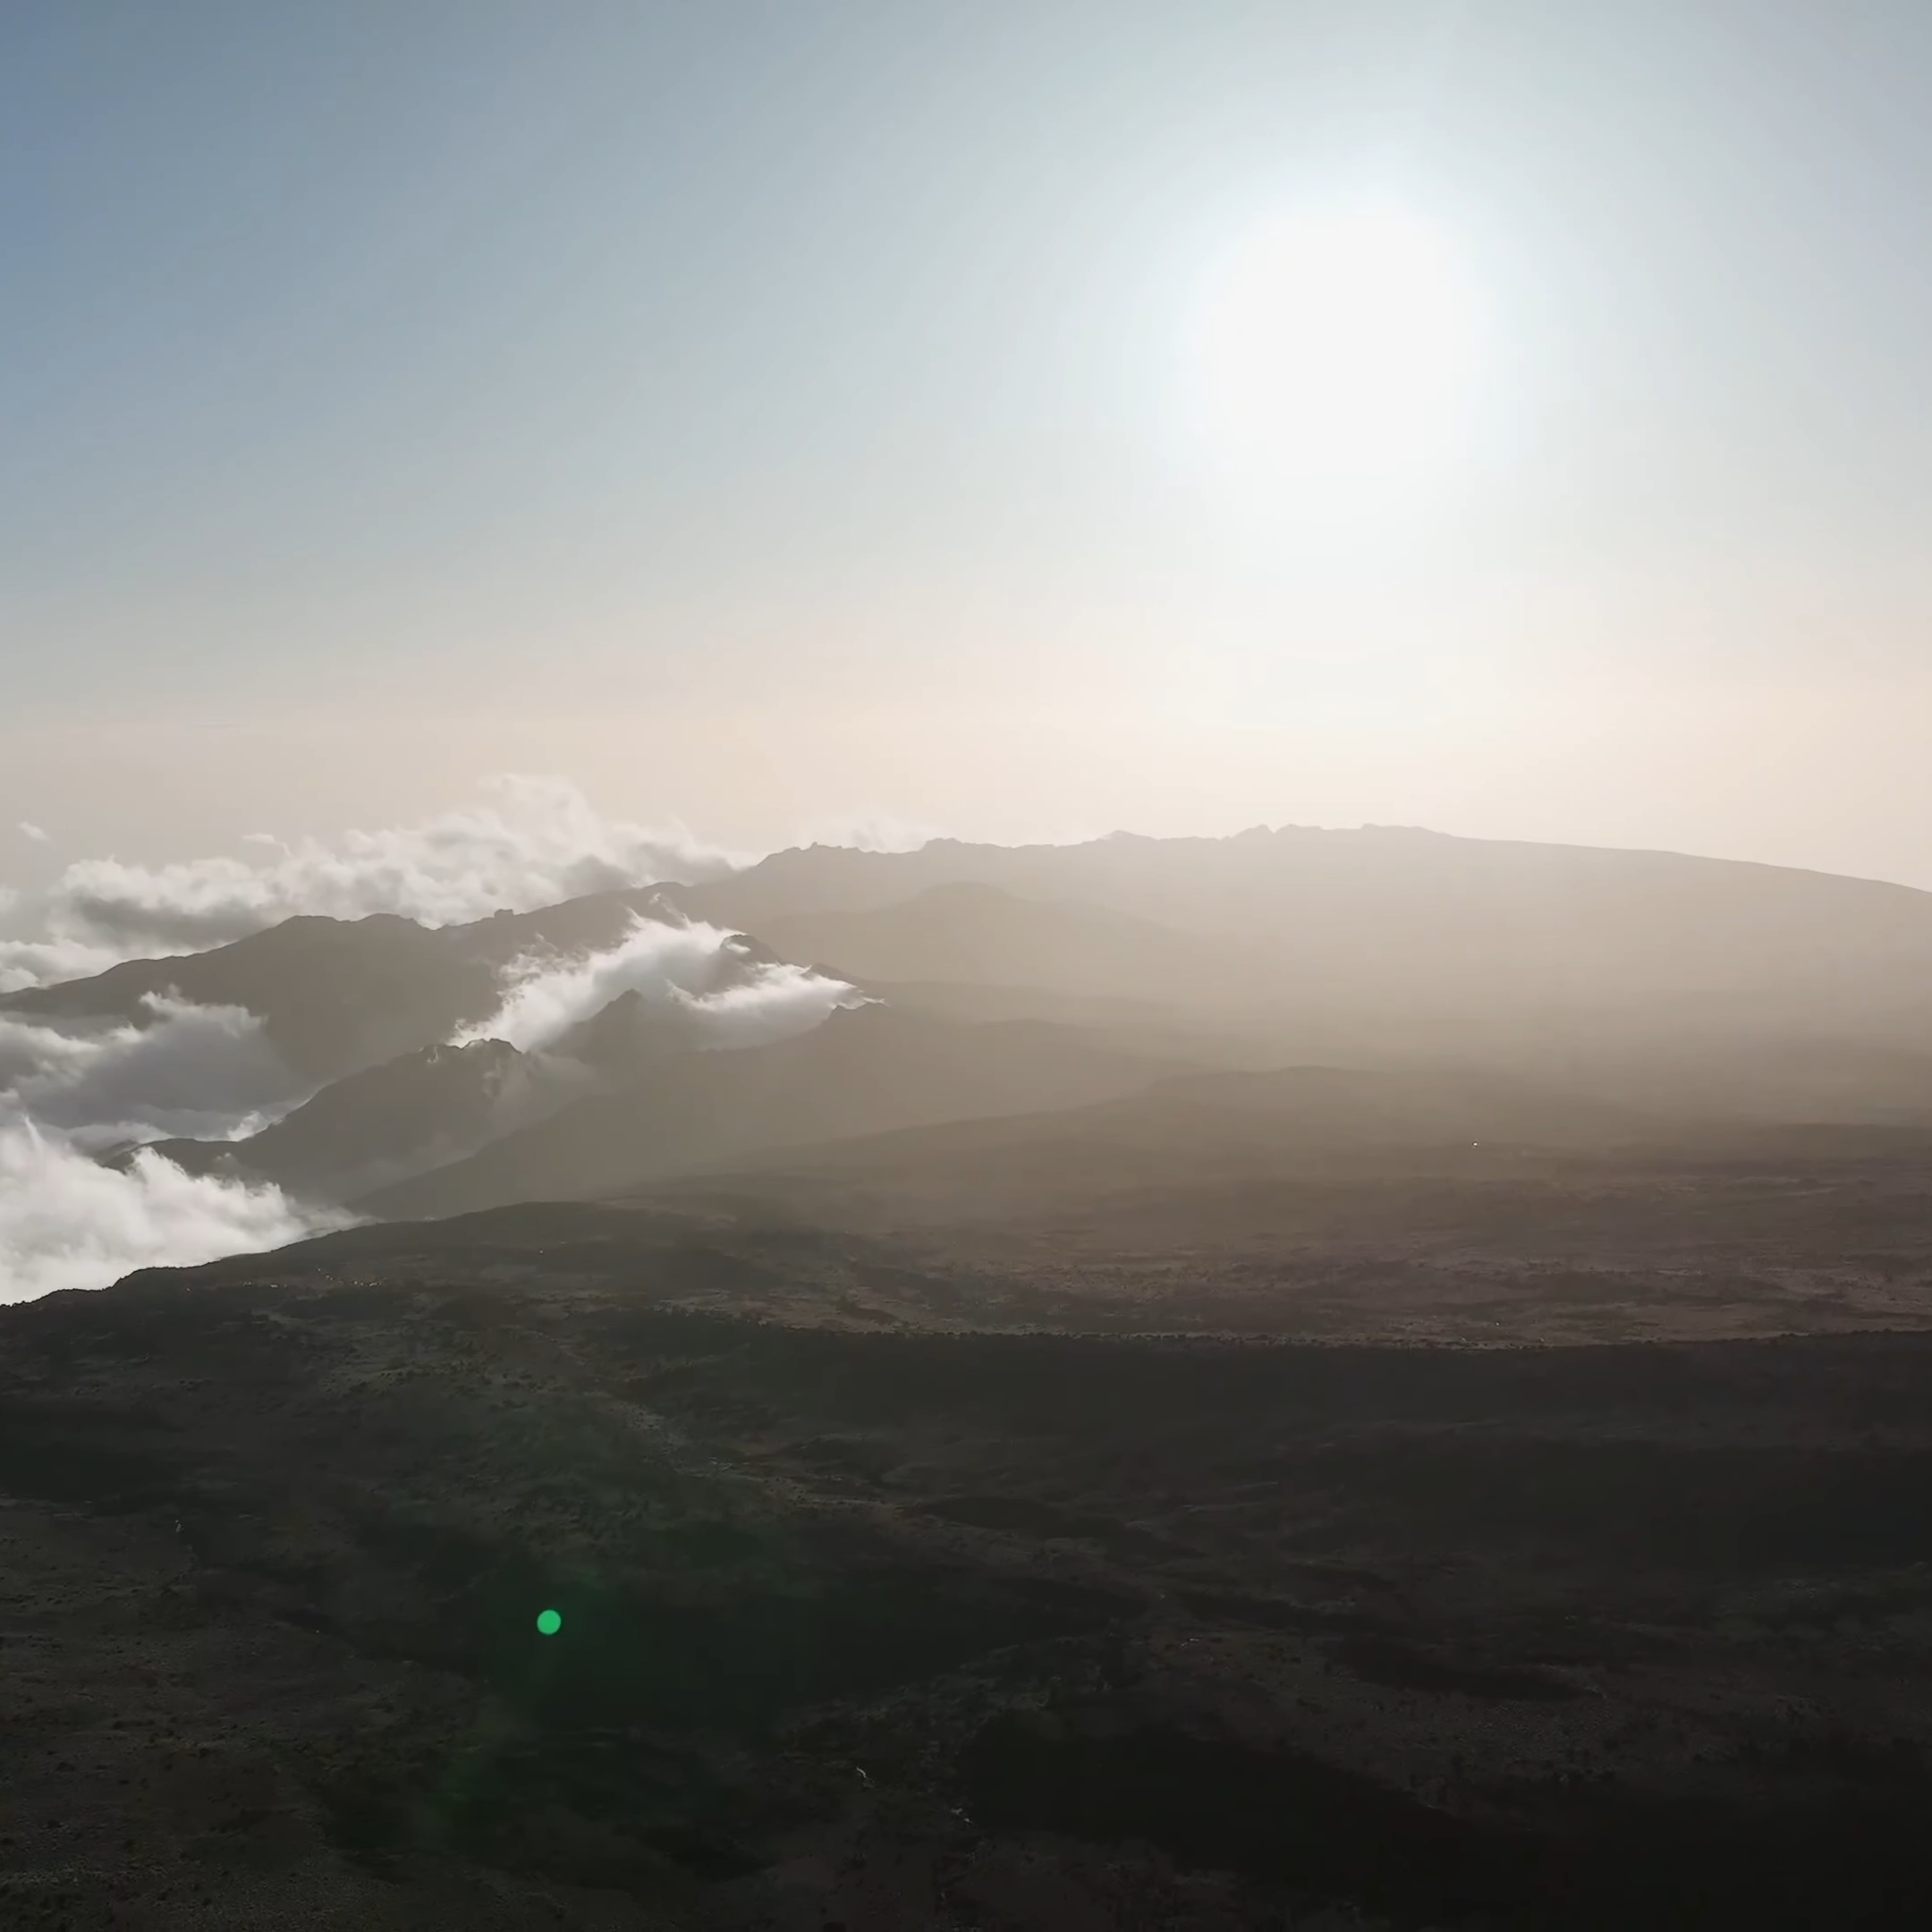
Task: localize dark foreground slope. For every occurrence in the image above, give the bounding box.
[4,1199,1932,1928]
[635,1072,1932,1342]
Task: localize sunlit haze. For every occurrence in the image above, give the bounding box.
[13,13,1932,1912]
[1191,195,1486,512]
[6,3,1932,882]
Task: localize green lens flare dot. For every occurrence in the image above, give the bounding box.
[536,1608,563,1637]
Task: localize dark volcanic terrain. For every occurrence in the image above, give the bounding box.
[13,826,1932,1927]
[6,1159,1932,1929]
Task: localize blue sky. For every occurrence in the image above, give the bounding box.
[5,3,1932,880]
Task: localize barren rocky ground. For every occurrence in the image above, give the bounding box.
[4,1171,1932,1928]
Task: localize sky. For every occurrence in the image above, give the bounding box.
[5,1,1932,886]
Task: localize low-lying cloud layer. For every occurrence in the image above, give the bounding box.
[0,886,859,1301]
[0,1110,347,1305]
[0,776,743,991]
[0,999,305,1151]
[0,778,865,1301]
[0,991,340,1304]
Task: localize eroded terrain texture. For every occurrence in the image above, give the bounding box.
[4,1203,1932,1928]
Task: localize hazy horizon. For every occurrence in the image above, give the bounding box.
[13,777,1932,985]
[8,3,1932,885]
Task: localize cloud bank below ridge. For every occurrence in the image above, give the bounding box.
[0,776,744,991]
[0,1111,349,1304]
[0,996,341,1305]
[0,779,901,1300]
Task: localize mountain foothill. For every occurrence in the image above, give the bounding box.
[9,824,1932,1228]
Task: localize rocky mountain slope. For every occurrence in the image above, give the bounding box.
[0,888,674,1084]
[668,827,1932,1038]
[4,1193,1932,1927]
[359,1004,1185,1222]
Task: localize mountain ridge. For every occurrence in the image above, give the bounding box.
[357,1003,1187,1222]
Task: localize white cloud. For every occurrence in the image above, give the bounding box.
[0,1109,347,1305]
[0,775,745,987]
[0,909,860,1300]
[0,980,330,1299]
[0,787,879,1302]
[0,936,129,998]
[0,997,307,1151]
[676,960,873,1047]
[460,913,862,1056]
[17,822,48,843]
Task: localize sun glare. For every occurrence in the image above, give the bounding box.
[1193,196,1486,513]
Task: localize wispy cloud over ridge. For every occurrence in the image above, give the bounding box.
[0,777,744,991]
[459,914,863,1056]
[0,782,879,1301]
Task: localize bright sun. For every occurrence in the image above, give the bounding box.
[1194,197,1485,510]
